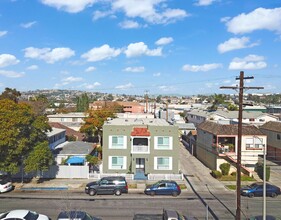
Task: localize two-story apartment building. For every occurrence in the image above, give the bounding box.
[196,121,266,172]
[260,121,281,161]
[102,118,179,178]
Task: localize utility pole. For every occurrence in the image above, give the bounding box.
[144,90,149,113]
[220,71,263,220]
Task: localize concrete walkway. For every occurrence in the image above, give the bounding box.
[179,143,228,192]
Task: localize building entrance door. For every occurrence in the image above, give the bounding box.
[136,158,145,174]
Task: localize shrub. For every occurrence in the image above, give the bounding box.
[220,163,230,176]
[255,162,270,181]
[211,170,222,179]
[231,171,236,176]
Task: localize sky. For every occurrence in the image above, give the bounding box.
[0,0,281,96]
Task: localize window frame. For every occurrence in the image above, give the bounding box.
[154,157,172,170]
[154,136,173,150]
[109,156,127,170]
[109,135,127,149]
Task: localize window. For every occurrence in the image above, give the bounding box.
[72,117,78,122]
[155,136,172,150]
[109,136,127,149]
[277,134,281,140]
[154,157,172,170]
[249,118,255,122]
[246,137,263,149]
[109,156,126,169]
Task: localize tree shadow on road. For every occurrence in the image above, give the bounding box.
[184,174,236,219]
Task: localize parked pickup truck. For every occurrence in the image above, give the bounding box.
[133,209,192,220]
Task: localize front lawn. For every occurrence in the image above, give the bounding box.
[219,175,255,181]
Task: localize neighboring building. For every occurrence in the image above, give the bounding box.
[260,121,281,161]
[116,112,154,119]
[243,105,267,113]
[47,112,86,131]
[47,127,66,150]
[102,118,179,178]
[49,122,84,141]
[196,121,266,172]
[186,109,278,126]
[90,101,145,113]
[54,141,95,165]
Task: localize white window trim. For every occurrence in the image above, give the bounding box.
[109,135,127,149]
[108,156,127,170]
[154,157,172,170]
[154,136,173,150]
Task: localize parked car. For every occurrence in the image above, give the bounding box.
[241,182,281,198]
[144,180,181,197]
[85,176,128,196]
[57,211,101,220]
[0,210,50,220]
[247,215,278,220]
[0,175,13,193]
[133,209,190,220]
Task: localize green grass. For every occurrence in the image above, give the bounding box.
[219,175,255,181]
[225,185,248,190]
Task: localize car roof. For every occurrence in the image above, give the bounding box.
[4,210,30,218]
[102,176,125,180]
[58,211,86,220]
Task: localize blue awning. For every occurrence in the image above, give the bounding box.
[66,156,85,164]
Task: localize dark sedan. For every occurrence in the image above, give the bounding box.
[144,180,181,197]
[241,182,281,198]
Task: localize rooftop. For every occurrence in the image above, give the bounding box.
[104,118,170,126]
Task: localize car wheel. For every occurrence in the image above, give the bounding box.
[271,192,277,198]
[150,191,155,196]
[172,191,178,197]
[248,193,254,198]
[115,189,122,196]
[89,189,96,196]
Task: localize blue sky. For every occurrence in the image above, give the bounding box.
[0,0,280,96]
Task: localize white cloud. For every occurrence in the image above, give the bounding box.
[124,42,162,57]
[81,44,121,62]
[155,37,173,45]
[119,20,140,29]
[40,0,95,13]
[218,37,259,53]
[158,85,175,92]
[92,10,113,20]
[62,76,83,83]
[112,0,188,24]
[85,66,96,72]
[81,82,101,89]
[24,47,75,63]
[123,66,145,72]
[182,63,222,72]
[229,54,267,70]
[194,0,215,6]
[153,72,161,77]
[0,31,8,37]
[21,21,37,29]
[0,70,24,78]
[0,54,20,67]
[225,7,281,34]
[115,82,134,90]
[27,65,38,70]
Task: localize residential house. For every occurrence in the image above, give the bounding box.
[49,122,84,141]
[196,121,266,172]
[186,109,278,126]
[260,121,281,161]
[47,127,66,150]
[102,118,179,178]
[54,141,96,166]
[47,112,86,131]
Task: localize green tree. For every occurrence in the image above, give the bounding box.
[227,103,238,111]
[76,93,89,112]
[80,108,116,142]
[0,87,21,103]
[0,99,51,174]
[24,141,54,177]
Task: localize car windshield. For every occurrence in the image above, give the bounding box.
[25,211,39,220]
